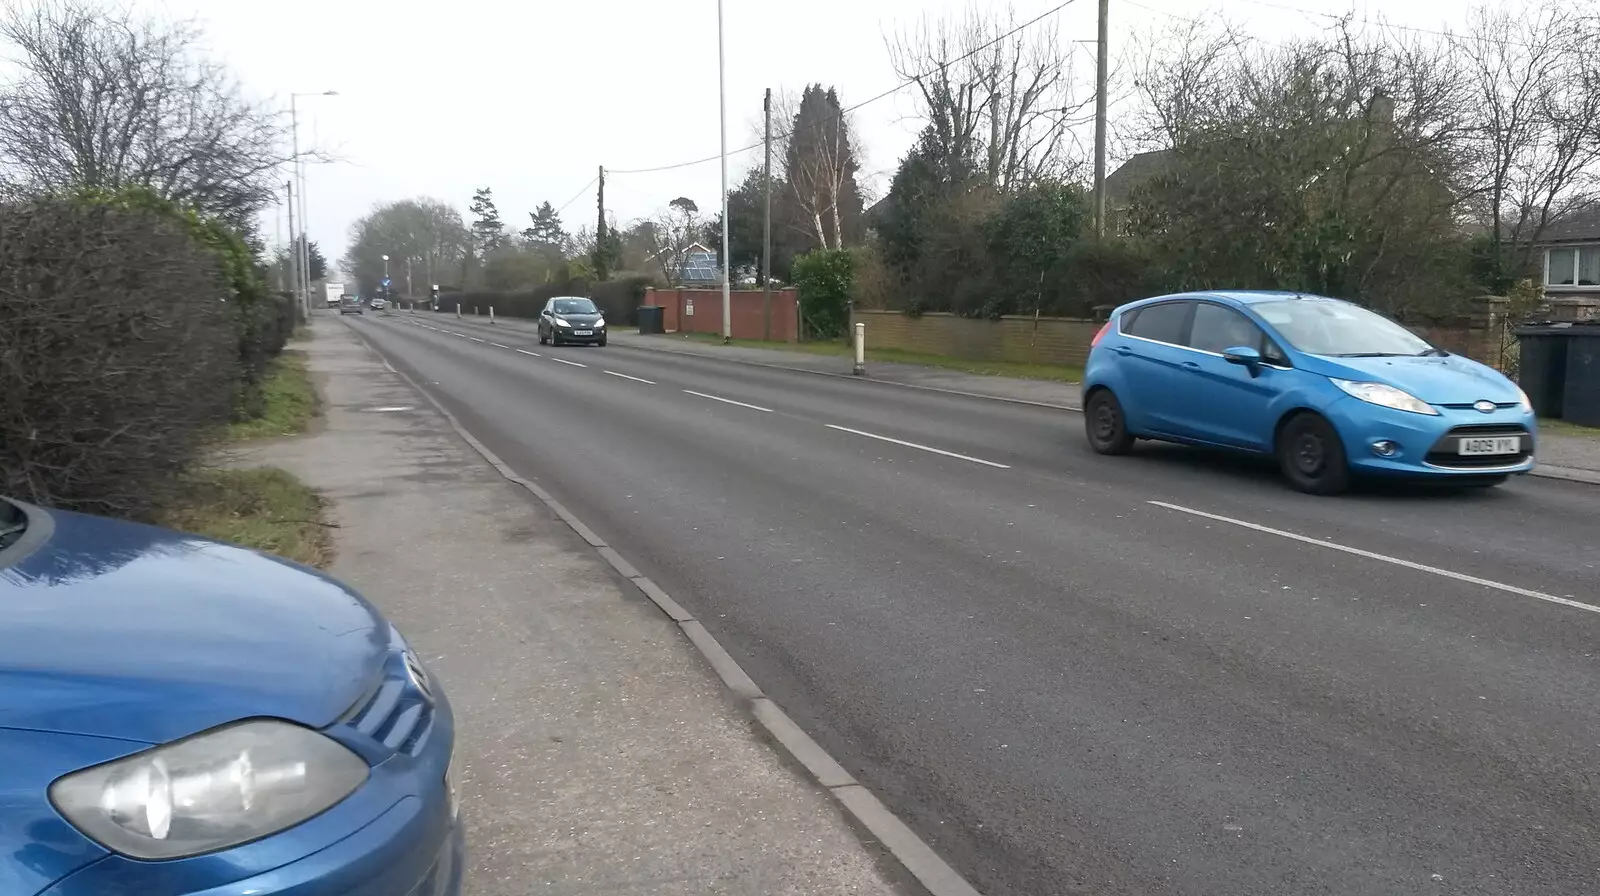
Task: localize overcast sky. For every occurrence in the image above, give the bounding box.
[153,0,1475,267]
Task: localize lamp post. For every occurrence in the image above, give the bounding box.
[289,90,339,319]
[717,0,731,344]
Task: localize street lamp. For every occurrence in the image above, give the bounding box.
[289,90,339,319]
[717,0,730,343]
[382,255,390,279]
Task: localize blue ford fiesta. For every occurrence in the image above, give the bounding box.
[0,496,463,896]
[1081,291,1537,494]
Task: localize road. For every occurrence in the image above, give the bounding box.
[351,312,1600,896]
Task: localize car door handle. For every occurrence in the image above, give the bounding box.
[1183,361,1201,369]
[1113,346,1132,356]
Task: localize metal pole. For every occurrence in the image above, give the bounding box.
[290,94,307,319]
[717,0,731,344]
[285,179,300,319]
[1092,0,1109,238]
[762,87,772,342]
[853,323,865,376]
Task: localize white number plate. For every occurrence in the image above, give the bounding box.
[1459,436,1520,456]
[574,330,593,336]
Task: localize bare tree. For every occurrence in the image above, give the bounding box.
[343,198,468,295]
[886,4,1093,190]
[771,85,865,249]
[0,0,286,226]
[1456,1,1600,282]
[648,197,702,286]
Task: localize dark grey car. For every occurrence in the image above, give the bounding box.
[538,297,606,346]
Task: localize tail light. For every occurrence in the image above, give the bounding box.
[1091,320,1112,347]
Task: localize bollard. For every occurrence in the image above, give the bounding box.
[474,306,479,316]
[853,322,866,376]
[490,306,495,325]
[455,303,461,318]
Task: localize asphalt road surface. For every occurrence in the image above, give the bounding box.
[351,313,1600,896]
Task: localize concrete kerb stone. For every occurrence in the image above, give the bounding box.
[341,320,988,896]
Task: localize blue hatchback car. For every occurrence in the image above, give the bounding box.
[0,496,463,896]
[1081,291,1537,494]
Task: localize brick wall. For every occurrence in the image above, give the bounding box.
[646,287,799,343]
[851,310,1102,368]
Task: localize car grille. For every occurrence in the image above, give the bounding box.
[1425,424,1533,469]
[345,663,436,757]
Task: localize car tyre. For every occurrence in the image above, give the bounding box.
[597,337,607,347]
[1277,412,1351,495]
[539,328,548,345]
[1084,389,1136,455]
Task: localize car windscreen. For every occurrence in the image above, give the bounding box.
[553,299,598,315]
[1251,300,1434,357]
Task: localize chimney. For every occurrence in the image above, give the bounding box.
[1369,91,1395,126]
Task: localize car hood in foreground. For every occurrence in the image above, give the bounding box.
[1301,353,1523,404]
[0,502,387,745]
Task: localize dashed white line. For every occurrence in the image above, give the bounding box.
[515,349,541,357]
[1147,500,1600,615]
[683,390,773,413]
[824,424,1010,469]
[490,342,510,349]
[469,337,486,343]
[605,370,656,384]
[552,357,588,368]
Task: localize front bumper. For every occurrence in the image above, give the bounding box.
[553,326,605,343]
[1325,397,1537,478]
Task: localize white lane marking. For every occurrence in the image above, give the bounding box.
[605,370,656,385]
[516,349,541,357]
[490,342,510,348]
[552,357,588,368]
[469,337,486,343]
[683,389,774,413]
[1147,500,1600,615]
[824,424,1010,469]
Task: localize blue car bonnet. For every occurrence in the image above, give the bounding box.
[1295,352,1523,404]
[0,502,388,743]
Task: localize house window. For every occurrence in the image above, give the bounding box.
[1546,246,1600,287]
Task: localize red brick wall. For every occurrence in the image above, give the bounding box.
[646,288,799,342]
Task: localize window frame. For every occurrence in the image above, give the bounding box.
[1118,300,1194,346]
[1545,245,1600,289]
[1120,300,1292,368]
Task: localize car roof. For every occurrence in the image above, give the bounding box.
[1116,290,1344,313]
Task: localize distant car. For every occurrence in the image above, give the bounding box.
[537,296,606,347]
[340,297,363,316]
[370,297,387,311]
[0,495,463,896]
[1081,290,1536,494]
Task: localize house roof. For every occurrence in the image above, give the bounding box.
[1105,150,1174,205]
[1531,205,1600,244]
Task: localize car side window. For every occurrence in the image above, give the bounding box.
[1189,303,1266,355]
[1121,302,1190,345]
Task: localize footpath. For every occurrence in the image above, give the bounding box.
[229,316,911,896]
[424,310,1600,486]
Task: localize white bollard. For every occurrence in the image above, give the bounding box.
[490,306,495,325]
[853,322,866,376]
[455,303,461,318]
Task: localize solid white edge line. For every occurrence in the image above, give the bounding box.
[490,342,510,348]
[515,349,540,357]
[552,357,588,368]
[824,424,1011,469]
[605,370,656,385]
[683,389,773,413]
[1147,500,1600,615]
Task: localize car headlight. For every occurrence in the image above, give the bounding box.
[594,317,605,328]
[1516,385,1532,412]
[554,317,571,328]
[50,719,368,860]
[1330,379,1439,415]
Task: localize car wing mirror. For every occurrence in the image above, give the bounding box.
[1222,346,1263,374]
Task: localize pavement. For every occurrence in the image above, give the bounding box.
[356,307,1600,896]
[420,310,1600,482]
[229,316,913,896]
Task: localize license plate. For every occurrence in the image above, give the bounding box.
[574,329,593,336]
[1459,436,1520,456]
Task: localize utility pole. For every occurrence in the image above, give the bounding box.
[595,165,608,280]
[285,180,301,318]
[762,87,773,342]
[1092,0,1109,238]
[717,0,731,344]
[405,257,413,297]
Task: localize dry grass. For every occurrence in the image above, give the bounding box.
[225,351,319,441]
[670,333,1085,382]
[156,467,333,567]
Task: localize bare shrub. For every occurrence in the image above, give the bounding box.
[0,199,237,519]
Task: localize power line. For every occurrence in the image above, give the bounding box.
[554,175,599,216]
[1234,0,1547,50]
[608,0,1085,176]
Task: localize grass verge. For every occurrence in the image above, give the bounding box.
[155,468,332,567]
[226,351,319,441]
[670,332,1084,382]
[1540,418,1600,438]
